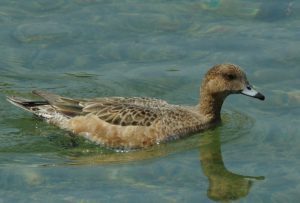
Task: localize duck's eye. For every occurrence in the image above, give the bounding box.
[224,74,236,80]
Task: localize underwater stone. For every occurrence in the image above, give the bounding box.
[287,90,300,106]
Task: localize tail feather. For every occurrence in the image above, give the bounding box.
[6,96,49,113]
[32,90,62,104]
[7,95,70,128]
[7,90,84,119]
[32,90,84,116]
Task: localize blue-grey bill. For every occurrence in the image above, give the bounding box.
[241,85,265,100]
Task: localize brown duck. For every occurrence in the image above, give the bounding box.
[7,64,265,149]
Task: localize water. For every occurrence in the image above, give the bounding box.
[0,0,299,202]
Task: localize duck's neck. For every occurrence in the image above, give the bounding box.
[199,91,226,123]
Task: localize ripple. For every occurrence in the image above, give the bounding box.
[220,110,255,143]
[116,13,184,33]
[64,72,101,78]
[97,41,186,62]
[13,22,76,44]
[24,0,67,12]
[0,7,33,22]
[0,47,35,73]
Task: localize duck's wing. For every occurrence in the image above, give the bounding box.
[33,90,162,127]
[84,97,169,108]
[82,102,159,126]
[32,90,86,117]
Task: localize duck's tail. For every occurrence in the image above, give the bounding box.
[6,96,49,115]
[6,94,69,126]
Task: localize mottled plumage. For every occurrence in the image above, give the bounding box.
[7,64,265,149]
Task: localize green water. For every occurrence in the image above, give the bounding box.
[0,0,299,202]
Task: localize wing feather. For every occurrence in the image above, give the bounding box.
[32,90,164,126]
[83,103,159,126]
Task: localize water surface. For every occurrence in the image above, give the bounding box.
[0,0,300,202]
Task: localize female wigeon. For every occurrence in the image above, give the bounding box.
[7,64,265,149]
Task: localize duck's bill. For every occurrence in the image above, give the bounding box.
[241,85,265,100]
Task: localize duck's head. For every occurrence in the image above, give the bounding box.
[201,64,265,101]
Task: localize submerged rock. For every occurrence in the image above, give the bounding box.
[269,90,300,107]
[256,1,294,21]
[286,90,300,106]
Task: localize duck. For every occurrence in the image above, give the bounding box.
[7,64,265,150]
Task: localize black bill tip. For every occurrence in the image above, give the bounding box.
[255,92,265,101]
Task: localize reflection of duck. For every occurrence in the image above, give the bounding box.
[7,64,264,149]
[199,131,264,202]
